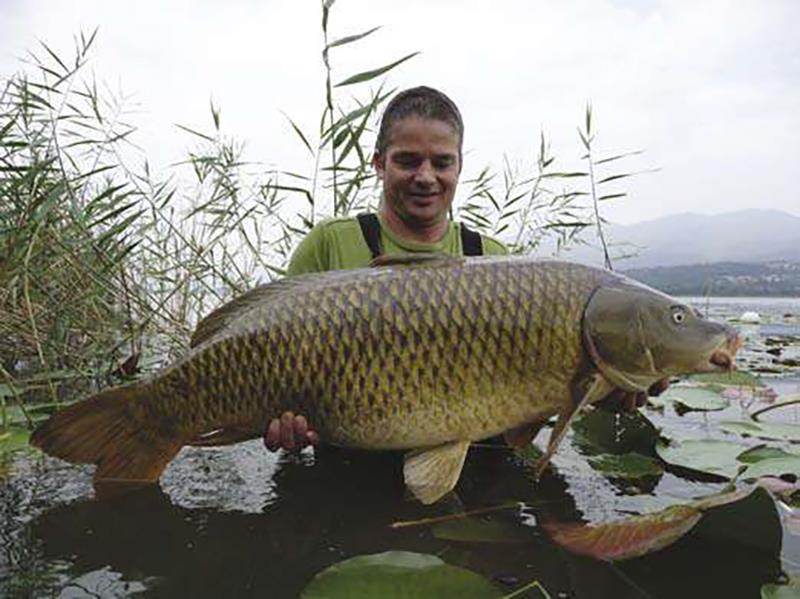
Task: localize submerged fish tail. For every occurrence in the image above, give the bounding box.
[30,383,182,485]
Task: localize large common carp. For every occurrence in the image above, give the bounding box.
[31,255,741,503]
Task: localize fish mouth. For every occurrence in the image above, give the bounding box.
[703,333,743,372]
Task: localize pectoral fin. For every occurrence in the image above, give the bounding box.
[533,376,615,478]
[403,440,471,505]
[503,421,545,449]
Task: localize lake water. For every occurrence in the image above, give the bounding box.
[1,298,799,598]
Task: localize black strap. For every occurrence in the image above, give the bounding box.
[459,223,483,256]
[357,212,484,258]
[357,213,383,259]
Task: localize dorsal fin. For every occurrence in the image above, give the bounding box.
[369,252,461,268]
[190,269,377,348]
[190,280,301,348]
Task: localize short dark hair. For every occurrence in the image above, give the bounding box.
[374,86,464,160]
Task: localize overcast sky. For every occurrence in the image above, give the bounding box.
[2,0,798,224]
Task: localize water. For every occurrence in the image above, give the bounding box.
[2,298,799,598]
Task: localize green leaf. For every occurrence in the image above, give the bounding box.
[300,552,502,598]
[587,452,664,479]
[0,427,32,454]
[572,409,659,455]
[326,26,381,50]
[335,52,419,87]
[720,420,800,442]
[655,438,748,479]
[596,173,633,184]
[762,574,800,599]
[737,445,799,464]
[686,370,763,386]
[432,518,534,544]
[659,387,729,411]
[742,457,800,480]
[693,487,781,555]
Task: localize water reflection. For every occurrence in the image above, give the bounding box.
[12,444,784,598]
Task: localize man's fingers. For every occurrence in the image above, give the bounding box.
[648,378,670,396]
[280,411,296,451]
[293,415,309,447]
[264,419,281,452]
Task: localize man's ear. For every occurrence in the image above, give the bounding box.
[372,151,385,176]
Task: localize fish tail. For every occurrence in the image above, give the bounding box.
[30,384,182,486]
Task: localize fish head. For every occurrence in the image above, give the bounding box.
[583,281,741,392]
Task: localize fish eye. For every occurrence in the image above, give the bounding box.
[671,308,687,324]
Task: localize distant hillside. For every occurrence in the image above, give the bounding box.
[623,261,800,297]
[558,209,800,268]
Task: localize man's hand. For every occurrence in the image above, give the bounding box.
[264,411,319,452]
[599,378,671,413]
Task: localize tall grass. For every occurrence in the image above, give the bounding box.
[0,3,641,428]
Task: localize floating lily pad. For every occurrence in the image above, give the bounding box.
[693,487,782,555]
[432,518,534,544]
[660,387,729,412]
[543,504,702,561]
[720,420,800,442]
[738,445,799,463]
[587,452,664,479]
[761,574,800,599]
[742,457,800,480]
[544,486,773,562]
[655,438,748,479]
[687,370,762,387]
[572,408,659,455]
[301,552,502,599]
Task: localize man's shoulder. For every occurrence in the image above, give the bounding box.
[313,216,362,233]
[460,225,508,256]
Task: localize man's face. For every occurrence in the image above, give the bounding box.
[374,116,461,230]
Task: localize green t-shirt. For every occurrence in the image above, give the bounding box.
[287,215,508,276]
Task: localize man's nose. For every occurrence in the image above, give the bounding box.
[414,161,436,185]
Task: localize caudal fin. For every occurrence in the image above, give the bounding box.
[30,383,183,487]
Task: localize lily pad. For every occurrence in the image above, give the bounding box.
[660,387,729,412]
[738,445,799,463]
[543,504,702,561]
[432,518,534,544]
[301,552,502,599]
[656,438,748,479]
[761,574,800,599]
[587,452,664,479]
[687,370,762,387]
[742,457,800,480]
[543,486,772,562]
[572,408,659,455]
[720,420,800,442]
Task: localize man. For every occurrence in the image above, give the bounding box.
[265,86,507,451]
[264,86,663,452]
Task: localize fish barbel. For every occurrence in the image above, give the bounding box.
[31,255,741,503]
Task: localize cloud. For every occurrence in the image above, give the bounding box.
[2,0,798,224]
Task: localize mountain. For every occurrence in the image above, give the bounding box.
[623,261,800,297]
[556,209,800,268]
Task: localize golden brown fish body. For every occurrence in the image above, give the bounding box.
[31,255,741,503]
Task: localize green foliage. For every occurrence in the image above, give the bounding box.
[300,551,503,599]
[1,4,639,425]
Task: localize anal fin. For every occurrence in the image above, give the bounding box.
[403,440,470,505]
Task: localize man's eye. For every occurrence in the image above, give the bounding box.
[433,159,454,170]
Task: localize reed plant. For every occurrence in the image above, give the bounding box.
[0,2,640,431]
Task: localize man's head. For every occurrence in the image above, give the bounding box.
[374,87,464,236]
